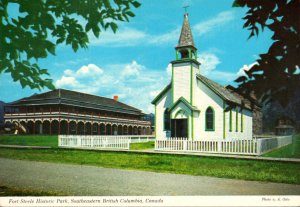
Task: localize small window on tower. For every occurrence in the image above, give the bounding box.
[180,49,189,59]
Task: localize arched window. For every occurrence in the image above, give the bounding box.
[205,107,214,131]
[164,109,170,131]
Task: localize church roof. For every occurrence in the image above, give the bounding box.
[7,89,144,115]
[177,13,195,48]
[196,74,253,110]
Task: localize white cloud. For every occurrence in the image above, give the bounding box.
[76,64,103,77]
[56,76,80,88]
[237,62,258,77]
[166,63,172,78]
[148,28,180,45]
[193,11,235,36]
[55,61,170,113]
[121,61,143,78]
[198,52,221,75]
[197,52,238,84]
[89,27,146,47]
[89,10,235,47]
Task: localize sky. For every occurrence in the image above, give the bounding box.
[0,0,274,113]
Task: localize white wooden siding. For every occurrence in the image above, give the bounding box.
[193,80,224,140]
[224,105,253,140]
[155,88,172,139]
[173,62,191,102]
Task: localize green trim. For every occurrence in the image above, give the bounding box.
[236,108,238,132]
[190,63,193,104]
[241,108,244,132]
[223,101,226,139]
[188,116,190,140]
[171,59,200,65]
[151,83,171,104]
[168,97,199,113]
[229,110,232,132]
[190,61,194,140]
[192,112,194,141]
[174,109,188,119]
[205,106,215,131]
[176,50,178,60]
[172,65,174,104]
[155,105,157,138]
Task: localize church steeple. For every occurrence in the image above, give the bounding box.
[175,13,197,60]
[178,13,195,48]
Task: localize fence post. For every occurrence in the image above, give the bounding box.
[217,141,222,153]
[256,138,262,155]
[183,140,187,151]
[91,136,94,147]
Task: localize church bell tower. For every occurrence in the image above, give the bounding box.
[171,12,200,105]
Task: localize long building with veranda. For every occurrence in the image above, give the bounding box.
[4,89,151,135]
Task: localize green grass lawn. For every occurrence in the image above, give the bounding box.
[263,134,300,159]
[0,135,57,147]
[0,148,299,185]
[130,141,154,150]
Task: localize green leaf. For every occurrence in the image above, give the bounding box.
[232,0,241,7]
[44,80,55,90]
[110,22,118,33]
[131,1,141,8]
[126,11,135,17]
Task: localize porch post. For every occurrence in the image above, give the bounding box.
[58,120,61,135]
[33,121,35,135]
[50,121,52,135]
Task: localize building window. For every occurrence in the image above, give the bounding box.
[205,107,214,131]
[236,109,238,132]
[164,109,170,131]
[229,110,232,132]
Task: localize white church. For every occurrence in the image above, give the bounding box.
[152,13,259,141]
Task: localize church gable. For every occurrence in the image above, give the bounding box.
[151,83,171,105]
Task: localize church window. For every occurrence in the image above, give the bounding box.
[205,107,214,131]
[164,109,170,131]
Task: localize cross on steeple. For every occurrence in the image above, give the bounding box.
[183,4,189,13]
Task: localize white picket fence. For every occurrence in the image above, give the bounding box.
[155,138,258,155]
[155,136,292,155]
[128,135,156,143]
[58,135,130,150]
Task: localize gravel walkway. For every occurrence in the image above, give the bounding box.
[0,158,300,196]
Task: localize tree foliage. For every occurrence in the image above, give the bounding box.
[233,0,300,107]
[0,0,141,90]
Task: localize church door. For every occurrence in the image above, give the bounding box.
[171,119,188,138]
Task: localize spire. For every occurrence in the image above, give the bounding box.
[177,13,195,48]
